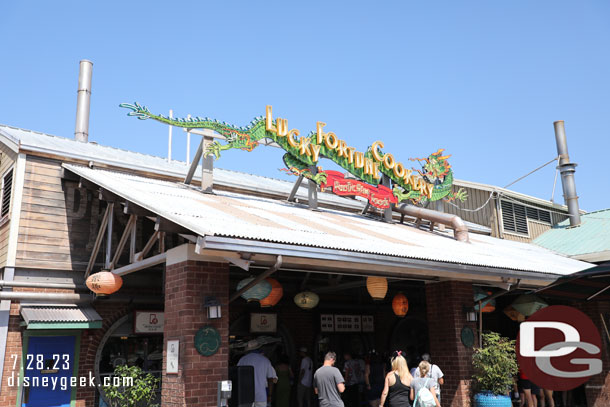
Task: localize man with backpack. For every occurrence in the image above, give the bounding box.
[410,361,441,407]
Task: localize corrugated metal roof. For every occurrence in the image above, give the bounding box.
[21,306,102,324]
[0,124,367,210]
[0,124,566,225]
[534,209,610,259]
[63,164,590,276]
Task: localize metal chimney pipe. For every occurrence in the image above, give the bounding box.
[74,60,93,142]
[553,121,581,226]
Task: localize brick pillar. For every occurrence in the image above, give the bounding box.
[426,281,475,407]
[162,259,230,407]
[581,300,610,407]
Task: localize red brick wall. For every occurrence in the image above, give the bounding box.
[0,302,23,407]
[425,281,475,407]
[162,260,230,407]
[581,300,610,407]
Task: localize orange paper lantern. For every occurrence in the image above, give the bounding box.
[392,293,409,317]
[86,271,123,295]
[260,278,283,307]
[366,277,388,300]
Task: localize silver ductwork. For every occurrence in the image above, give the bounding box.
[553,121,581,226]
[392,203,470,242]
[74,60,93,142]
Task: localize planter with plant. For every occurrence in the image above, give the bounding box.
[472,332,518,407]
[102,365,160,407]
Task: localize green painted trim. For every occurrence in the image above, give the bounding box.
[16,330,82,407]
[26,321,102,330]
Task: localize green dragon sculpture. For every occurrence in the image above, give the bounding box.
[119,102,466,204]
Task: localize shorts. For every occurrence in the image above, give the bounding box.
[518,379,540,394]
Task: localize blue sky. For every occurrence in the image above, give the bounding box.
[1,1,609,211]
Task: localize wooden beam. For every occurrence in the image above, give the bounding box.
[230,256,282,303]
[99,188,120,202]
[78,178,98,191]
[137,230,159,261]
[158,231,166,254]
[110,214,137,270]
[85,203,113,278]
[112,253,167,277]
[185,138,204,185]
[123,201,155,217]
[155,217,191,234]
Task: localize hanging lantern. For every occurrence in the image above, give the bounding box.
[474,287,496,313]
[392,293,409,317]
[86,271,123,295]
[366,277,388,300]
[236,277,272,302]
[294,291,319,309]
[260,278,283,307]
[511,294,548,316]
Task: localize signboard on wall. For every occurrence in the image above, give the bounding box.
[321,314,335,332]
[250,313,277,333]
[335,315,362,332]
[134,311,164,334]
[320,315,374,332]
[166,339,179,374]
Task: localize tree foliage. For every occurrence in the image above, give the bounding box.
[472,332,518,395]
[103,365,160,407]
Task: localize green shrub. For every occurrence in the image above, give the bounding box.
[472,332,518,395]
[102,365,160,407]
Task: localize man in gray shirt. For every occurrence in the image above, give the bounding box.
[314,352,345,407]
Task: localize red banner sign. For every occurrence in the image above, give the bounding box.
[321,171,397,209]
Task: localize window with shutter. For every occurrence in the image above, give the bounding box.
[1,168,13,218]
[501,200,528,235]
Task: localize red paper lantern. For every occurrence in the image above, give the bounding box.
[86,271,123,295]
[392,293,409,317]
[260,278,283,307]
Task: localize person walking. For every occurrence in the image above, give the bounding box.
[379,350,413,407]
[342,352,361,407]
[237,340,278,407]
[274,354,293,407]
[365,351,385,407]
[410,361,440,407]
[314,352,346,407]
[298,347,314,407]
[412,354,443,403]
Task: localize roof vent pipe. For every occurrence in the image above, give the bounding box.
[74,60,93,142]
[553,121,581,226]
[392,203,469,242]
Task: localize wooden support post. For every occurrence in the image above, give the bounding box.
[159,231,166,253]
[129,220,137,263]
[109,215,136,270]
[85,203,113,278]
[287,175,304,202]
[185,138,204,185]
[137,230,160,261]
[105,204,114,269]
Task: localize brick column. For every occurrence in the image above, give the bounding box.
[581,300,610,407]
[162,258,230,407]
[425,281,475,407]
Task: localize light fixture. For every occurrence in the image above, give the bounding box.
[366,277,388,300]
[463,306,478,322]
[294,291,319,309]
[392,293,409,317]
[86,270,123,295]
[260,278,283,307]
[236,277,272,302]
[205,296,222,319]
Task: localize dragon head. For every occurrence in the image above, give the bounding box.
[411,148,451,185]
